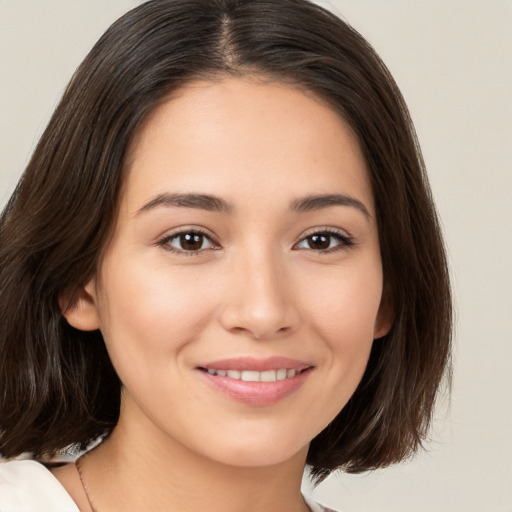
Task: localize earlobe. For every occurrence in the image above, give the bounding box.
[374,288,394,340]
[59,280,101,331]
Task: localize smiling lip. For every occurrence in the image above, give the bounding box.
[197,356,313,406]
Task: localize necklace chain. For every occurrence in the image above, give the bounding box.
[75,455,99,512]
[75,454,313,512]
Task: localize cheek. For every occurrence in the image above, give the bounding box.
[96,259,219,369]
[302,258,383,382]
[306,260,383,340]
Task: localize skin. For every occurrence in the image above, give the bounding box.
[57,76,391,512]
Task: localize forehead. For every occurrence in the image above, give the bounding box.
[122,76,374,215]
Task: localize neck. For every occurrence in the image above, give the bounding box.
[80,399,311,512]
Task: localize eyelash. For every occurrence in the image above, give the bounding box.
[158,228,219,257]
[157,228,354,256]
[293,228,354,254]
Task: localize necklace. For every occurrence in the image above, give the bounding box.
[75,455,99,512]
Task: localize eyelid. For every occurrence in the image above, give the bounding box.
[293,227,355,253]
[157,226,221,255]
[299,226,352,240]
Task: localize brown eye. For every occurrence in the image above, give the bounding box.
[162,230,218,254]
[179,233,205,251]
[294,230,354,253]
[307,234,331,250]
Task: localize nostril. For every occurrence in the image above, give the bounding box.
[217,288,299,340]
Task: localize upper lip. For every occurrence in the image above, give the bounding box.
[198,356,313,372]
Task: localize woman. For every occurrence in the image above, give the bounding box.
[0,1,452,511]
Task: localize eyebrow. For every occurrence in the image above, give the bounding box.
[136,192,370,219]
[291,194,371,219]
[136,193,232,215]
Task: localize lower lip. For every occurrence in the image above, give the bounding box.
[199,368,312,406]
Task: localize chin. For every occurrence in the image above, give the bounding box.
[195,431,310,469]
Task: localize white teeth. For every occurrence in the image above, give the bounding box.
[276,369,287,381]
[241,370,260,382]
[260,370,277,382]
[205,368,303,381]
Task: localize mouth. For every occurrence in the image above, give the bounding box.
[199,367,310,382]
[197,357,314,406]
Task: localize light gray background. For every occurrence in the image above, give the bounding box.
[1,1,511,511]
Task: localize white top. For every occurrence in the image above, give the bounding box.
[0,460,339,512]
[0,460,79,512]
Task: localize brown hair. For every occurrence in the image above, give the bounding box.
[0,0,451,481]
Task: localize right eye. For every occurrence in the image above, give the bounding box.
[293,229,354,254]
[158,230,219,255]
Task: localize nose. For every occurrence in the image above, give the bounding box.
[218,247,300,340]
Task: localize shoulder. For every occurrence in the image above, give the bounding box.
[303,493,343,512]
[0,459,79,512]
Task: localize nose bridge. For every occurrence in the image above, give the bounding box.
[219,241,297,339]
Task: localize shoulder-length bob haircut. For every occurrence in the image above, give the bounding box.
[0,0,451,481]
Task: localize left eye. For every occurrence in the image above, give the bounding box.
[295,231,352,252]
[162,231,218,253]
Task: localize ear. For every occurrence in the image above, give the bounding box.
[59,280,100,331]
[374,286,394,339]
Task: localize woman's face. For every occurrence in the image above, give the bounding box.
[70,77,390,468]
